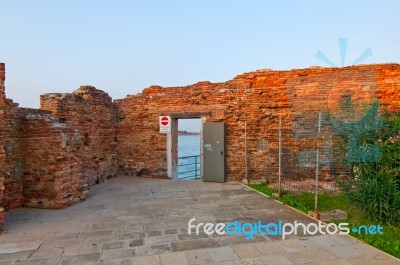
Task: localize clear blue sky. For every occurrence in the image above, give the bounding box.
[1,1,399,131]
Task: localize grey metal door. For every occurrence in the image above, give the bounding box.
[202,122,226,182]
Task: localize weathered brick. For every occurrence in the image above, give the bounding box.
[116,64,400,181]
[0,62,399,230]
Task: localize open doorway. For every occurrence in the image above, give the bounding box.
[164,114,226,182]
[177,118,201,180]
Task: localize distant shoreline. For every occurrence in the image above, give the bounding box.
[178,131,200,136]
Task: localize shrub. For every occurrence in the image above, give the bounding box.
[328,101,400,224]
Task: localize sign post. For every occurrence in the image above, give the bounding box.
[159,116,170,133]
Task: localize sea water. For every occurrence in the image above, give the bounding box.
[178,135,200,179]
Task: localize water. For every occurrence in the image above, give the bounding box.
[178,135,200,157]
[178,135,200,179]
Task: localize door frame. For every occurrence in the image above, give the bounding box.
[161,112,211,179]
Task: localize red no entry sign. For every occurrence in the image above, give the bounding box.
[159,116,170,133]
[160,116,169,126]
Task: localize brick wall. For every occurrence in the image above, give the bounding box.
[0,67,120,218]
[115,82,226,178]
[2,99,23,210]
[0,63,6,228]
[116,64,400,181]
[0,62,399,229]
[18,108,89,208]
[40,86,119,185]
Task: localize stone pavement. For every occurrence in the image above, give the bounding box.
[0,177,398,265]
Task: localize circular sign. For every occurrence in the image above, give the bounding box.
[160,116,169,126]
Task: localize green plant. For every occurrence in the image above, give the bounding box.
[280,197,308,212]
[248,184,400,259]
[327,101,400,224]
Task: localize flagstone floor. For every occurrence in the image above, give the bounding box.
[0,177,398,265]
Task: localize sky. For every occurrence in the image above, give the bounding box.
[1,1,400,131]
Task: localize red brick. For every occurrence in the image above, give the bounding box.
[0,63,399,230]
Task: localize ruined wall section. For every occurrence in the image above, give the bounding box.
[116,64,400,182]
[234,64,399,181]
[115,82,225,177]
[0,63,6,227]
[0,62,397,228]
[18,108,89,208]
[376,64,400,111]
[2,99,24,210]
[40,86,119,185]
[230,64,399,181]
[116,78,289,181]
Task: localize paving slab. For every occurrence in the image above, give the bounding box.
[208,246,239,262]
[184,249,212,265]
[102,249,136,261]
[286,248,336,264]
[0,177,398,265]
[324,242,373,258]
[135,243,171,256]
[208,261,235,265]
[233,257,264,265]
[101,241,125,251]
[0,241,41,255]
[60,253,101,265]
[231,243,263,258]
[13,258,61,265]
[77,242,100,255]
[133,255,160,265]
[258,254,294,265]
[29,247,64,260]
[254,241,284,256]
[0,250,33,261]
[159,252,189,265]
[144,235,178,245]
[171,239,219,252]
[344,253,400,265]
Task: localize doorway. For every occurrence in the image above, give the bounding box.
[177,119,201,180]
[164,113,226,182]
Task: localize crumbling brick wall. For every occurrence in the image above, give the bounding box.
[0,65,119,226]
[0,63,6,228]
[1,92,95,211]
[18,108,89,208]
[2,99,24,210]
[0,62,399,230]
[116,64,400,182]
[115,81,226,178]
[40,86,120,185]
